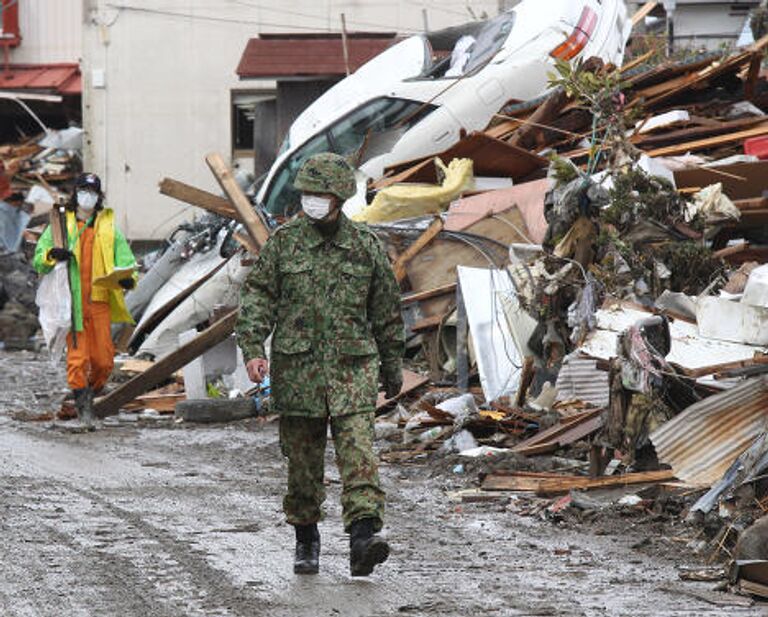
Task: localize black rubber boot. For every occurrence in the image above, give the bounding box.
[77,387,95,430]
[72,388,94,431]
[349,518,389,577]
[293,524,320,575]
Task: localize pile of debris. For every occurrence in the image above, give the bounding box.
[10,1,768,601]
[0,128,82,348]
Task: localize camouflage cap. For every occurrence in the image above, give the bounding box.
[293,152,357,201]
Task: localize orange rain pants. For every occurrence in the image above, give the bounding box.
[65,224,115,391]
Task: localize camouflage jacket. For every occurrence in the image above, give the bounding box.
[236,214,404,418]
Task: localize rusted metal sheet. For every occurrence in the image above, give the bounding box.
[650,376,768,487]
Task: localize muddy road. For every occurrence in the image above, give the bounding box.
[0,351,762,616]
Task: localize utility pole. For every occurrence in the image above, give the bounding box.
[422,8,429,32]
[340,13,351,76]
[663,0,676,57]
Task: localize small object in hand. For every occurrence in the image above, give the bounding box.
[118,277,135,290]
[49,247,72,262]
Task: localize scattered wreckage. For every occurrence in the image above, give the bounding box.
[6,0,768,603]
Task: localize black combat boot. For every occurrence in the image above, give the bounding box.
[349,518,389,577]
[294,523,320,575]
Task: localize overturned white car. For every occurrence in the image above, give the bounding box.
[257,0,632,216]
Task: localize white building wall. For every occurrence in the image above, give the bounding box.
[82,0,500,240]
[11,0,82,64]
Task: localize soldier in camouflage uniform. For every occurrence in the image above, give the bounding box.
[236,152,404,577]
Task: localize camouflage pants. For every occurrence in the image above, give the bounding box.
[279,412,385,532]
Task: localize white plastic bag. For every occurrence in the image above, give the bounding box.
[35,261,71,361]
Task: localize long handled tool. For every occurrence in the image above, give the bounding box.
[51,203,77,348]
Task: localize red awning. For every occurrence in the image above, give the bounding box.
[0,63,81,95]
[237,33,397,79]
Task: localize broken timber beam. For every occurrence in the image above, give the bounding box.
[646,123,768,157]
[481,469,675,494]
[205,152,270,250]
[159,177,240,221]
[393,217,443,283]
[631,1,658,27]
[401,282,457,305]
[94,309,239,418]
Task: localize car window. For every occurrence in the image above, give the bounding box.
[329,97,436,162]
[463,11,516,74]
[263,97,436,215]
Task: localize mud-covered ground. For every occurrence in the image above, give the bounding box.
[0,350,764,616]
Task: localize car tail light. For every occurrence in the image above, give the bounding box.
[550,6,598,61]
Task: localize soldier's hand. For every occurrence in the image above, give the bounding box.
[246,358,269,383]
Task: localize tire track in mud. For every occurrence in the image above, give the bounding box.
[0,472,273,617]
[0,404,762,617]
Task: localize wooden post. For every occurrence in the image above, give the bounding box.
[159,177,240,221]
[205,152,270,250]
[341,13,351,76]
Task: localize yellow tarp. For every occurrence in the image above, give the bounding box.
[353,158,474,224]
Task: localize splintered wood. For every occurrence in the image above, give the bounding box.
[481,469,676,496]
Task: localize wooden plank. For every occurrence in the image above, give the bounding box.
[507,88,569,150]
[393,217,443,283]
[159,177,240,221]
[676,354,768,378]
[631,0,658,26]
[512,409,602,451]
[95,309,239,418]
[411,314,446,333]
[48,207,65,248]
[205,152,270,250]
[646,123,768,158]
[123,392,186,414]
[632,116,767,150]
[401,282,457,305]
[482,469,675,493]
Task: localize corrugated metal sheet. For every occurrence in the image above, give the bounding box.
[650,376,768,487]
[555,357,610,408]
[12,0,82,64]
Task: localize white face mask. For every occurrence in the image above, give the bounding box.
[77,190,98,211]
[301,194,332,220]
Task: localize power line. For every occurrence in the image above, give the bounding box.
[107,3,424,34]
[230,0,418,32]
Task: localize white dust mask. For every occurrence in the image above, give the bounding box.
[77,190,98,211]
[301,195,332,220]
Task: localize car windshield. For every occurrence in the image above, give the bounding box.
[263,97,436,216]
[463,11,516,74]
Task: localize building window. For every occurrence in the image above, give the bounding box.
[231,91,278,176]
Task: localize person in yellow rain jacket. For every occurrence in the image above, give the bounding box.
[33,173,137,429]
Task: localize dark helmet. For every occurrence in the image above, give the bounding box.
[68,172,104,212]
[75,172,102,194]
